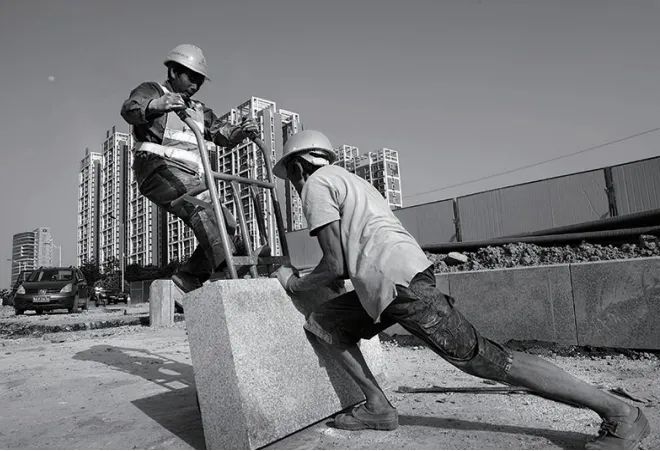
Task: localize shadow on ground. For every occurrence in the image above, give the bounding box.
[399,415,591,449]
[73,345,205,449]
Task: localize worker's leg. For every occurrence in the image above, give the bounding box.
[311,332,392,411]
[304,291,398,428]
[389,266,649,448]
[137,164,237,282]
[391,267,632,416]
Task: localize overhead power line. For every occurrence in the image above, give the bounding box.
[404,126,660,199]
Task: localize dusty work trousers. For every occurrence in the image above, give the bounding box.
[134,155,237,282]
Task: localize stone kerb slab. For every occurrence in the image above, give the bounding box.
[571,257,660,348]
[184,278,386,450]
[448,264,577,345]
[148,280,181,328]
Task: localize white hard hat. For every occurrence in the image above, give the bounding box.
[273,130,336,179]
[164,44,210,80]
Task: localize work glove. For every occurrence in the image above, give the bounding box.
[274,265,298,292]
[239,117,260,138]
[148,93,187,114]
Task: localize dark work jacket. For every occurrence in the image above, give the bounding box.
[120,80,246,183]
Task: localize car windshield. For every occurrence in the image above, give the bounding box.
[29,269,73,282]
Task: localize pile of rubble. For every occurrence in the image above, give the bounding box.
[429,234,660,273]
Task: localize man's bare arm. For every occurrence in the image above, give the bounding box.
[287,220,346,293]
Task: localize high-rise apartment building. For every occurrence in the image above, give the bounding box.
[217,97,303,251]
[98,126,132,270]
[356,148,403,209]
[78,126,160,270]
[77,148,102,265]
[334,145,403,209]
[334,144,359,172]
[10,227,53,286]
[282,111,305,232]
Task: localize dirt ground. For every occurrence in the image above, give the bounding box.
[0,305,658,450]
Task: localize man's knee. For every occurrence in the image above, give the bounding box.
[396,296,513,382]
[396,294,477,361]
[452,335,513,382]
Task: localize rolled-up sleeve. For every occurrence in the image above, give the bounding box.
[302,176,342,236]
[204,107,248,149]
[121,82,162,125]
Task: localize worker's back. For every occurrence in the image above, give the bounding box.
[301,164,431,321]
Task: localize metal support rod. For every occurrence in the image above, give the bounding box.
[170,172,275,211]
[231,181,258,278]
[249,185,269,246]
[211,171,275,189]
[251,136,289,257]
[183,116,238,279]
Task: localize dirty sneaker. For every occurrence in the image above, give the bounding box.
[171,271,202,294]
[585,407,650,450]
[333,404,398,431]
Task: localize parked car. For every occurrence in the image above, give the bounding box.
[108,290,130,304]
[13,266,90,315]
[5,270,33,307]
[94,286,130,307]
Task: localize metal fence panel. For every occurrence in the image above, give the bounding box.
[129,280,154,304]
[458,170,609,241]
[611,157,660,215]
[393,200,456,246]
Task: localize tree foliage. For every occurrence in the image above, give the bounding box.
[79,260,102,286]
[124,260,180,282]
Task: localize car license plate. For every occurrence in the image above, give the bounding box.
[33,295,50,303]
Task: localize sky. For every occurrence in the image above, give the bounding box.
[1,0,660,288]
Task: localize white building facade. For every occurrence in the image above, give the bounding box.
[335,145,403,210]
[98,126,132,271]
[10,228,53,286]
[77,148,102,265]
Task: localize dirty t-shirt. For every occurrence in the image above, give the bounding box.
[301,165,432,321]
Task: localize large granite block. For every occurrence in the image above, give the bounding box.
[571,257,660,348]
[183,279,386,450]
[149,280,181,328]
[448,265,577,345]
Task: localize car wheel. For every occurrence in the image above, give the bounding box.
[35,308,44,315]
[14,308,24,315]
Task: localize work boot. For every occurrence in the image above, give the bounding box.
[585,407,650,449]
[333,404,398,431]
[171,271,203,294]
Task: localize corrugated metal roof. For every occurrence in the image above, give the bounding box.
[457,170,609,241]
[394,199,457,246]
[611,158,660,215]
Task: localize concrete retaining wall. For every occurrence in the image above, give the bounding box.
[386,257,660,350]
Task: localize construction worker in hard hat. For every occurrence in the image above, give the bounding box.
[272,130,649,449]
[121,44,260,295]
